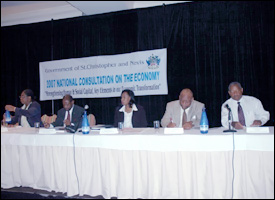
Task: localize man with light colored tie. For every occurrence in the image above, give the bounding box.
[221,82,270,129]
[161,88,205,130]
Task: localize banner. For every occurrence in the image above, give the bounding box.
[39,48,167,100]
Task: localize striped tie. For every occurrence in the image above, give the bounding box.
[237,102,245,126]
[67,110,70,121]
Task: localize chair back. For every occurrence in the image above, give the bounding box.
[88,114,96,126]
[41,114,57,124]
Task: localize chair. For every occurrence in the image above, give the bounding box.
[88,114,96,126]
[41,114,57,124]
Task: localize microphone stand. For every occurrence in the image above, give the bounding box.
[223,109,236,132]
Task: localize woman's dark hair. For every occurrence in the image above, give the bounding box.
[23,89,35,101]
[121,89,136,108]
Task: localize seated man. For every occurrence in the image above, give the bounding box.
[221,81,270,129]
[161,88,205,130]
[44,94,84,130]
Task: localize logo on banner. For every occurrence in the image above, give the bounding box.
[146,54,160,69]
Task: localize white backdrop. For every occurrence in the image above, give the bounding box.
[39,48,167,100]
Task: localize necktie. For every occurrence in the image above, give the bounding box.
[182,109,187,126]
[237,102,245,126]
[67,110,70,121]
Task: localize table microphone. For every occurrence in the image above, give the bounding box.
[225,104,231,112]
[223,104,236,132]
[65,125,77,133]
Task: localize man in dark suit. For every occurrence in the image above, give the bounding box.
[44,94,84,130]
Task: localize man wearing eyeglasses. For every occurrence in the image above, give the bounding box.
[3,89,42,127]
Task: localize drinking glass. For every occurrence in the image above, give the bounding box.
[153,120,160,129]
[118,122,124,130]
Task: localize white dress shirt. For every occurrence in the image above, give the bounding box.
[119,104,138,128]
[221,95,270,128]
[64,105,74,122]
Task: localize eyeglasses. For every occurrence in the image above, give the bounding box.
[19,95,27,99]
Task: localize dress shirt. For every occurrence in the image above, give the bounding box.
[64,105,74,122]
[119,104,138,128]
[20,103,32,127]
[221,95,270,128]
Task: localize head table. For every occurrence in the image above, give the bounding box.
[1,126,274,199]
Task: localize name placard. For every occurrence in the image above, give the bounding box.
[38,128,57,134]
[246,127,269,133]
[99,128,119,134]
[164,128,184,134]
[1,127,8,132]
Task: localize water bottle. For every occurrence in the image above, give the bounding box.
[5,110,11,124]
[82,111,90,134]
[200,108,209,134]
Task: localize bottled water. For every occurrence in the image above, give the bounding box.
[82,111,90,134]
[200,108,209,134]
[5,110,11,124]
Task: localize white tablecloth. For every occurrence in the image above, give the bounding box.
[1,126,274,199]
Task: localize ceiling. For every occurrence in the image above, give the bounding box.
[1,1,189,27]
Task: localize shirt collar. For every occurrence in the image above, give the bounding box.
[231,96,244,103]
[179,100,192,112]
[181,105,191,112]
[69,104,74,113]
[22,102,32,110]
[119,104,138,112]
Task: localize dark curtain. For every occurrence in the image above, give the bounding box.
[1,1,274,127]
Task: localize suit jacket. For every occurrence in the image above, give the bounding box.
[161,100,205,128]
[11,101,42,127]
[114,104,147,127]
[52,104,85,129]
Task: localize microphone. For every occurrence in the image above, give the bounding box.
[65,126,76,133]
[225,104,231,112]
[223,104,236,132]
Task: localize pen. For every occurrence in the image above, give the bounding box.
[170,117,173,123]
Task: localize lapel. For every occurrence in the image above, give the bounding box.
[71,106,77,123]
[174,101,181,125]
[62,109,66,119]
[188,101,195,121]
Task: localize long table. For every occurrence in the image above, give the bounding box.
[1,126,274,199]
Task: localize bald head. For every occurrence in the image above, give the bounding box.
[180,89,193,97]
[179,88,194,110]
[63,94,73,102]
